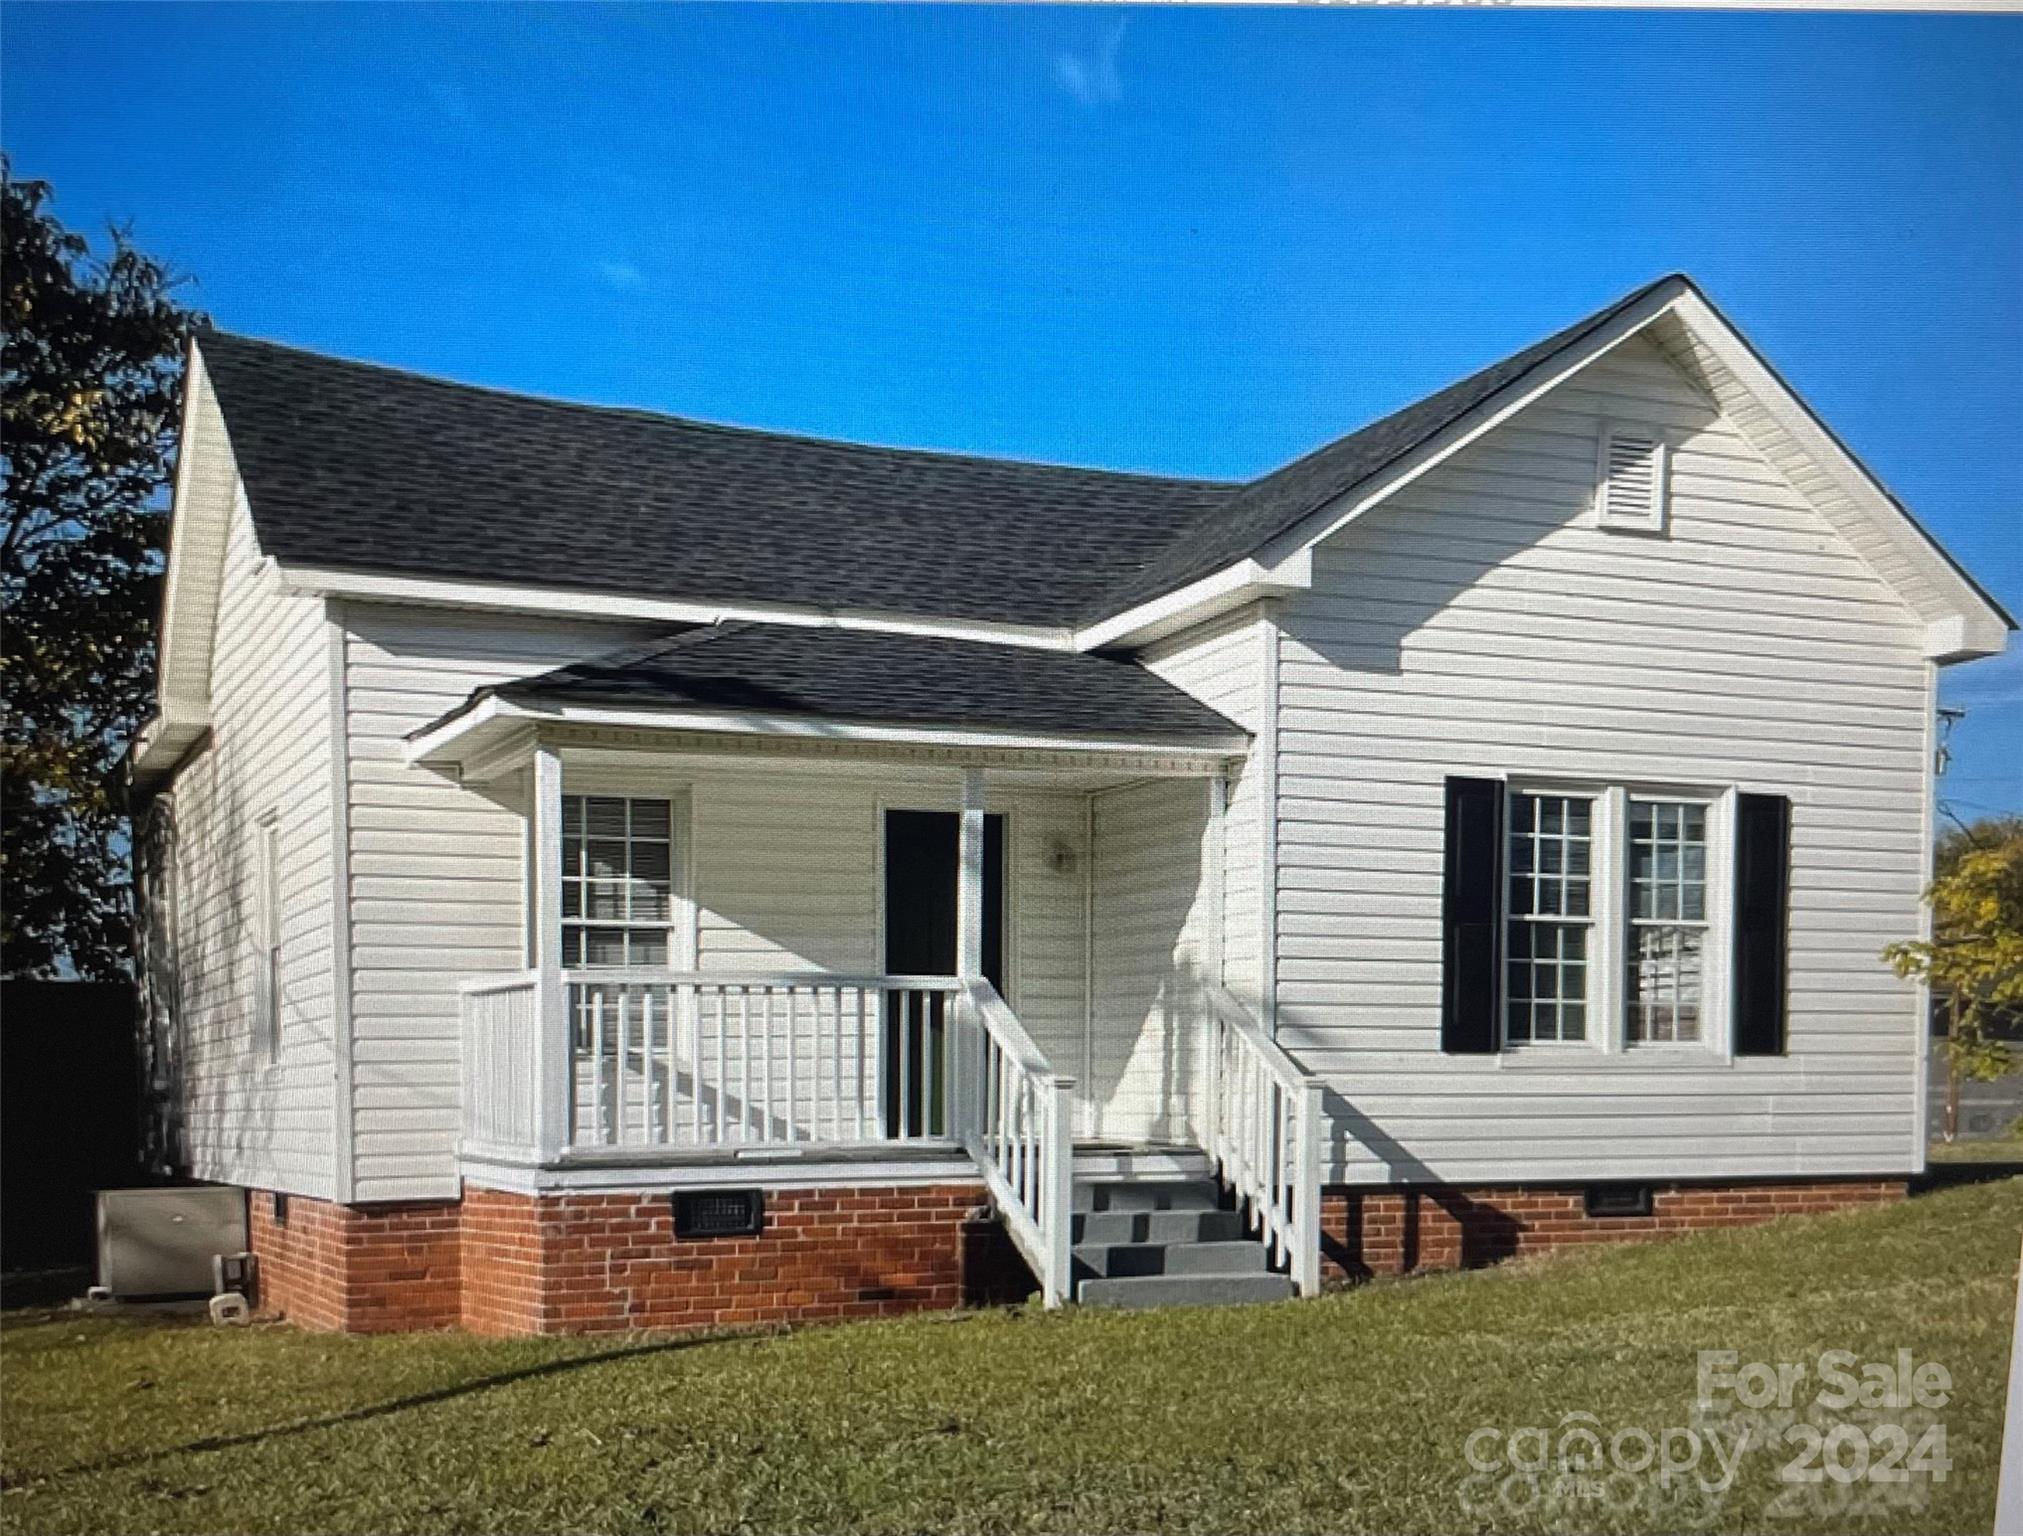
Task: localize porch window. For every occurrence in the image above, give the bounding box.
[560,794,677,968]
[1503,792,1593,1044]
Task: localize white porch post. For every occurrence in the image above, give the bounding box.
[531,741,570,1161]
[953,766,986,1143]
[957,765,986,982]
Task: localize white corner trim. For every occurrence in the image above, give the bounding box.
[277,565,1078,652]
[325,605,357,1203]
[1073,550,1313,652]
[407,693,1250,770]
[1257,608,1280,1035]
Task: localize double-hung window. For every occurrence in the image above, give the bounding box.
[560,794,680,969]
[1626,799,1710,1043]
[1504,792,1594,1044]
[1500,784,1726,1053]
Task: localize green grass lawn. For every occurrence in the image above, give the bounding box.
[4,1179,2018,1536]
[1928,1137,2023,1165]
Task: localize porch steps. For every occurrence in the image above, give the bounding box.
[1068,1179,1295,1310]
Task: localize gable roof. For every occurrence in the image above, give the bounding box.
[1094,277,1683,617]
[416,621,1247,749]
[171,272,2008,704]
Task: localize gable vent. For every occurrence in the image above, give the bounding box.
[1596,427,1667,532]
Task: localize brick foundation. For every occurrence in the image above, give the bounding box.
[248,1192,463,1332]
[1319,1177,1908,1282]
[459,1183,984,1335]
[246,1174,1906,1332]
[249,1181,1018,1335]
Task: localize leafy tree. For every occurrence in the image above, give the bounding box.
[2,162,202,979]
[1884,814,2023,1141]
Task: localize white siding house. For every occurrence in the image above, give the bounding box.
[132,275,2009,1326]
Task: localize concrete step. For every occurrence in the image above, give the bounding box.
[1073,1179,1224,1215]
[1078,1272,1296,1310]
[1071,1207,1246,1247]
[1073,1239,1270,1280]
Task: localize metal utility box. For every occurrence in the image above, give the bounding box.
[95,1186,247,1298]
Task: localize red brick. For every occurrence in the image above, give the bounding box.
[1319,1177,1907,1283]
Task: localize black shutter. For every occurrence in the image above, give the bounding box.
[1733,793,1791,1057]
[1442,777,1504,1054]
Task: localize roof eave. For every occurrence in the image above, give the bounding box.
[408,694,1248,782]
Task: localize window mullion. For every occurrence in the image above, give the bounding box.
[1595,786,1625,1055]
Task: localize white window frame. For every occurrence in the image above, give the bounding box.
[1499,779,1733,1059]
[1501,783,1602,1050]
[555,775,696,974]
[254,810,282,1068]
[1592,421,1670,535]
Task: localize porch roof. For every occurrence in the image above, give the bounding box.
[409,621,1249,770]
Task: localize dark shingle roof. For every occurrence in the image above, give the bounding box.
[440,622,1247,745]
[197,332,1234,630]
[198,276,1680,628]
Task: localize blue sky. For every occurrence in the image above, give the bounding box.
[6,4,2019,814]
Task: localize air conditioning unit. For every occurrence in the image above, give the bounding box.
[95,1187,248,1299]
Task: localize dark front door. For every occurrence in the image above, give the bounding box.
[882,809,1004,1136]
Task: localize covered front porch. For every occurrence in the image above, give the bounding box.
[411,631,1321,1301]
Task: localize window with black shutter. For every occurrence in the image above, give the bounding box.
[1442,777,1503,1053]
[1732,793,1792,1056]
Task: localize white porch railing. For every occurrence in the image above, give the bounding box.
[461,972,541,1154]
[561,971,962,1150]
[952,978,1077,1308]
[1202,984,1324,1297]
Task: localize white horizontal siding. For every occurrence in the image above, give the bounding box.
[342,608,671,1199]
[1274,332,1932,1184]
[1144,610,1266,1013]
[342,601,1099,1198]
[165,482,337,1198]
[1089,778,1215,1143]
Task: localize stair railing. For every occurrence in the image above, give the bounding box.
[952,978,1076,1307]
[1202,985,1324,1296]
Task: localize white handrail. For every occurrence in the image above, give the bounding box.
[1203,984,1323,1297]
[461,970,540,998]
[954,978,1075,1307]
[558,969,962,991]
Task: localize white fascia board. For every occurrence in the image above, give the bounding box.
[279,566,1077,652]
[1665,289,2011,662]
[407,694,1247,772]
[153,338,227,728]
[1073,550,1313,652]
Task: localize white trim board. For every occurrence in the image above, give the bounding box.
[407,693,1249,778]
[278,565,1076,652]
